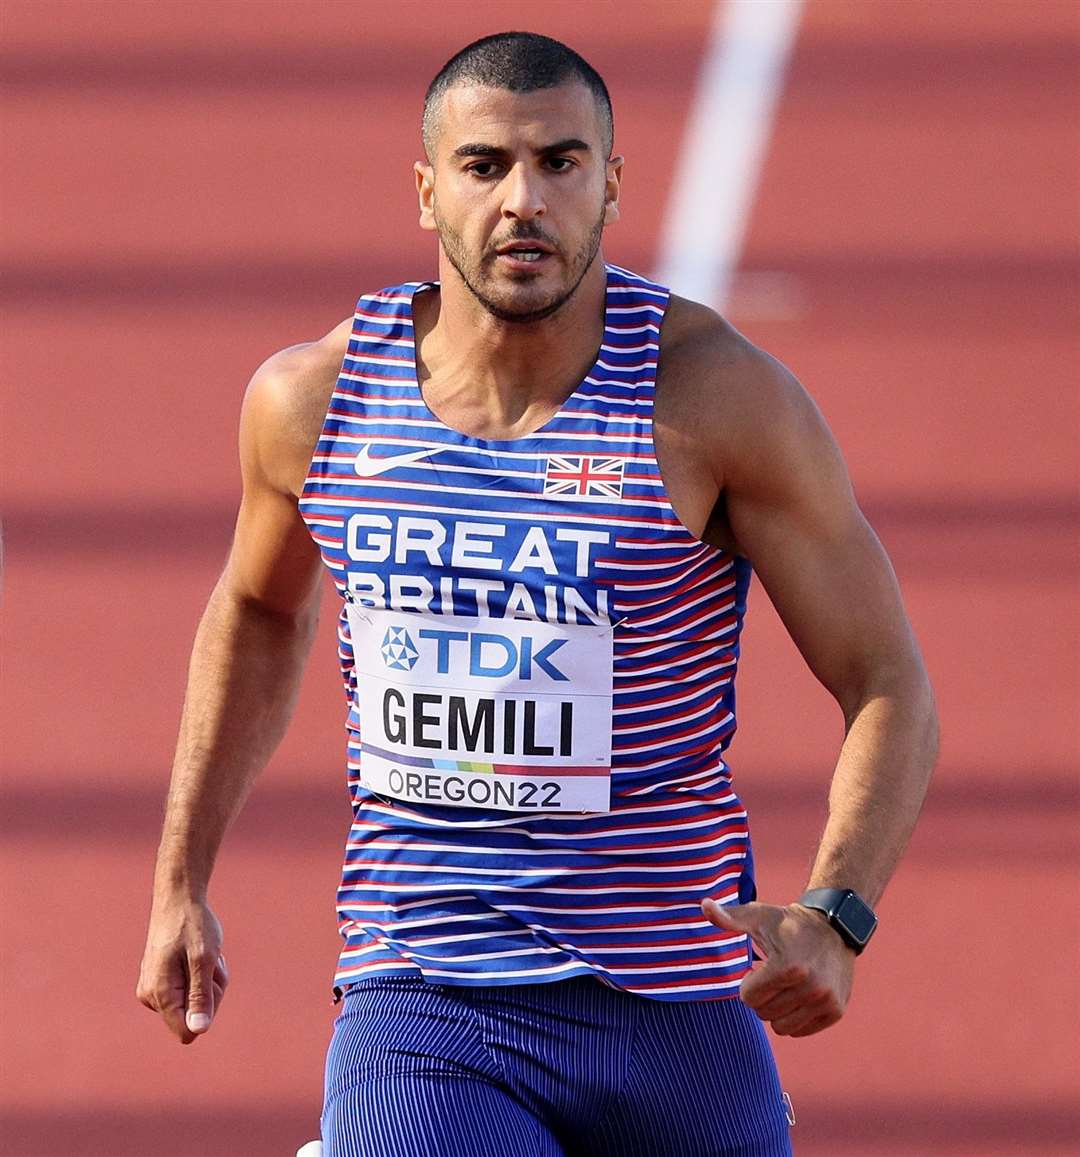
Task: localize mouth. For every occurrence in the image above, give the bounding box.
[493,240,555,268]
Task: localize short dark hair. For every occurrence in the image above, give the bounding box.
[423,32,613,160]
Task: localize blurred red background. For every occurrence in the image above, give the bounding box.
[2,2,1077,1154]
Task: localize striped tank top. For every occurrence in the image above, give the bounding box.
[300,264,757,1002]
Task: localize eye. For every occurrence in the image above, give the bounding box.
[467,161,501,178]
[545,157,574,172]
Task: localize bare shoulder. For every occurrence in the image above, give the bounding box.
[240,316,353,497]
[652,295,847,548]
[660,295,809,427]
[658,294,831,490]
[659,294,747,367]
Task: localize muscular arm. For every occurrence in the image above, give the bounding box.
[660,304,938,1036]
[137,328,347,1043]
[720,345,938,908]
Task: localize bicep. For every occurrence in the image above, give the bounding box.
[723,362,920,713]
[223,486,324,617]
[217,356,325,617]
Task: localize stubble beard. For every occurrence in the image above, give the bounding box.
[434,206,607,324]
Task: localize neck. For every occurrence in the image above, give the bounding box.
[414,256,608,437]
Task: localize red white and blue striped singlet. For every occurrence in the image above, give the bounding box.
[300,264,757,1001]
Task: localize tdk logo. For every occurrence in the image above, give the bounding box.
[381,626,420,671]
[417,627,568,681]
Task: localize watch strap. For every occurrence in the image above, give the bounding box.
[798,887,877,954]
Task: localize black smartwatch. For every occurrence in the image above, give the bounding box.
[797,888,878,954]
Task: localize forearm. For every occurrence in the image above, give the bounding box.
[806,668,938,906]
[153,581,318,901]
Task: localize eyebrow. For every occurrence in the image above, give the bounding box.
[452,138,591,159]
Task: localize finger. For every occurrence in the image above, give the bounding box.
[703,901,781,962]
[161,999,196,1044]
[754,989,811,1022]
[139,965,196,1042]
[136,959,171,1013]
[185,951,217,1035]
[775,1005,842,1037]
[754,982,832,1022]
[740,962,808,1011]
[211,954,229,1010]
[701,899,764,937]
[788,1009,843,1037]
[769,989,839,1035]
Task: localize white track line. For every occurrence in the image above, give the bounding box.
[655,0,804,310]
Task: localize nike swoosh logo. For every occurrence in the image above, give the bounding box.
[353,443,442,477]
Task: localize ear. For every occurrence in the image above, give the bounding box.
[414,161,437,232]
[604,155,624,226]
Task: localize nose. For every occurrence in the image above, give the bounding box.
[500,162,546,221]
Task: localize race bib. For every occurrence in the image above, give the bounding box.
[345,606,613,812]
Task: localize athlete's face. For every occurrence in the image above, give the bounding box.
[416,83,622,323]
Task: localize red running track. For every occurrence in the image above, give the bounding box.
[2,2,1077,1154]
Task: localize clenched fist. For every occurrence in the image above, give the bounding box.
[137,897,229,1044]
[702,898,855,1037]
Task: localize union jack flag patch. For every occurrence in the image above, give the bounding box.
[543,455,626,498]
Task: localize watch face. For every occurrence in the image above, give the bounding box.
[836,893,878,945]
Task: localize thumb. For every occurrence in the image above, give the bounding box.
[185,953,216,1034]
[702,899,764,936]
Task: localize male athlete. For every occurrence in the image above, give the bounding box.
[138,32,937,1157]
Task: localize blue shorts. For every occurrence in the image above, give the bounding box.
[322,975,793,1156]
